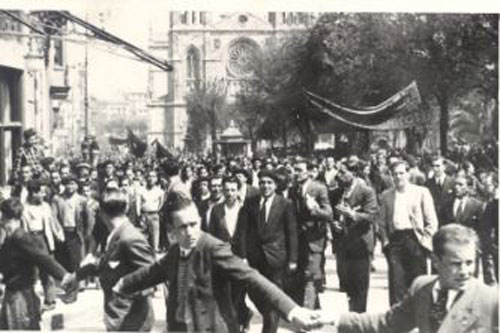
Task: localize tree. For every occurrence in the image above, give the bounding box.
[185,79,229,156]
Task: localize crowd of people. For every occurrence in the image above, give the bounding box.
[0,127,498,332]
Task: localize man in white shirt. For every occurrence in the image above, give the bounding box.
[378,160,438,305]
[136,170,164,252]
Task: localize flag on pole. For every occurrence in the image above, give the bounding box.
[127,128,148,158]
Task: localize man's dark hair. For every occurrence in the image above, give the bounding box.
[164,191,193,224]
[162,160,180,177]
[222,176,241,189]
[433,224,479,258]
[26,179,42,193]
[23,128,36,139]
[100,189,128,217]
[389,160,409,173]
[1,197,23,220]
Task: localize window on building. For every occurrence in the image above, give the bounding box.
[192,11,196,24]
[200,12,206,25]
[268,12,276,26]
[180,11,188,24]
[186,47,200,81]
[53,38,64,67]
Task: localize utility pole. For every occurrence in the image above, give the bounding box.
[84,38,89,136]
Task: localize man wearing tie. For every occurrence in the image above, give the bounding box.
[113,194,321,333]
[290,157,332,309]
[238,170,298,333]
[440,175,484,231]
[317,224,498,333]
[426,157,454,225]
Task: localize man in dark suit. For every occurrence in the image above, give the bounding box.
[330,162,378,313]
[63,189,156,331]
[317,224,498,333]
[207,176,251,331]
[426,157,455,226]
[233,168,259,205]
[378,161,438,305]
[114,195,321,333]
[197,175,224,231]
[440,175,484,231]
[290,157,333,309]
[238,170,298,333]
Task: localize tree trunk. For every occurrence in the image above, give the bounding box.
[437,92,449,156]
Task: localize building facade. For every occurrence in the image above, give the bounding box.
[147,11,315,151]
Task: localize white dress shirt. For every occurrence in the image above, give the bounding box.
[259,194,275,223]
[224,202,242,237]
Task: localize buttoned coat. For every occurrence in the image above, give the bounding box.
[289,180,333,253]
[119,232,297,333]
[76,221,155,331]
[238,194,298,268]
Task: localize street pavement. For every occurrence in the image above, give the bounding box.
[38,246,390,332]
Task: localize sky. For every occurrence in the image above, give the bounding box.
[11,0,496,100]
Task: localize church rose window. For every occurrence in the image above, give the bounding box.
[226,39,261,79]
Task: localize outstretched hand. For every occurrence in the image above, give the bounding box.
[289,307,323,331]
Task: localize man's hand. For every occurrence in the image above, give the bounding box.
[305,194,319,211]
[335,204,353,219]
[315,310,339,326]
[288,262,297,272]
[61,272,78,293]
[288,307,323,331]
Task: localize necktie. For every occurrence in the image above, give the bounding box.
[259,197,268,227]
[429,288,448,332]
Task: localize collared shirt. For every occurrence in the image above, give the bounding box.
[259,194,275,223]
[180,247,193,258]
[105,219,125,251]
[60,194,78,228]
[432,280,462,311]
[22,203,46,232]
[224,202,242,237]
[138,185,164,213]
[393,188,413,230]
[300,179,311,197]
[453,196,467,217]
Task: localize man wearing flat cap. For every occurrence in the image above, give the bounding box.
[13,128,45,181]
[238,169,298,333]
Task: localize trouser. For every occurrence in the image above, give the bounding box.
[248,259,284,333]
[142,212,160,252]
[60,231,83,272]
[482,250,498,285]
[336,252,371,313]
[385,230,427,305]
[298,245,323,310]
[231,280,252,327]
[31,233,56,305]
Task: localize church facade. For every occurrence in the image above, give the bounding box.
[147,11,315,151]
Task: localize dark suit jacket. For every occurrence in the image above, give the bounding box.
[120,233,297,333]
[338,276,498,333]
[440,195,484,231]
[197,198,211,231]
[77,221,155,331]
[207,203,244,256]
[238,194,298,268]
[426,175,455,224]
[330,180,378,257]
[290,180,332,253]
